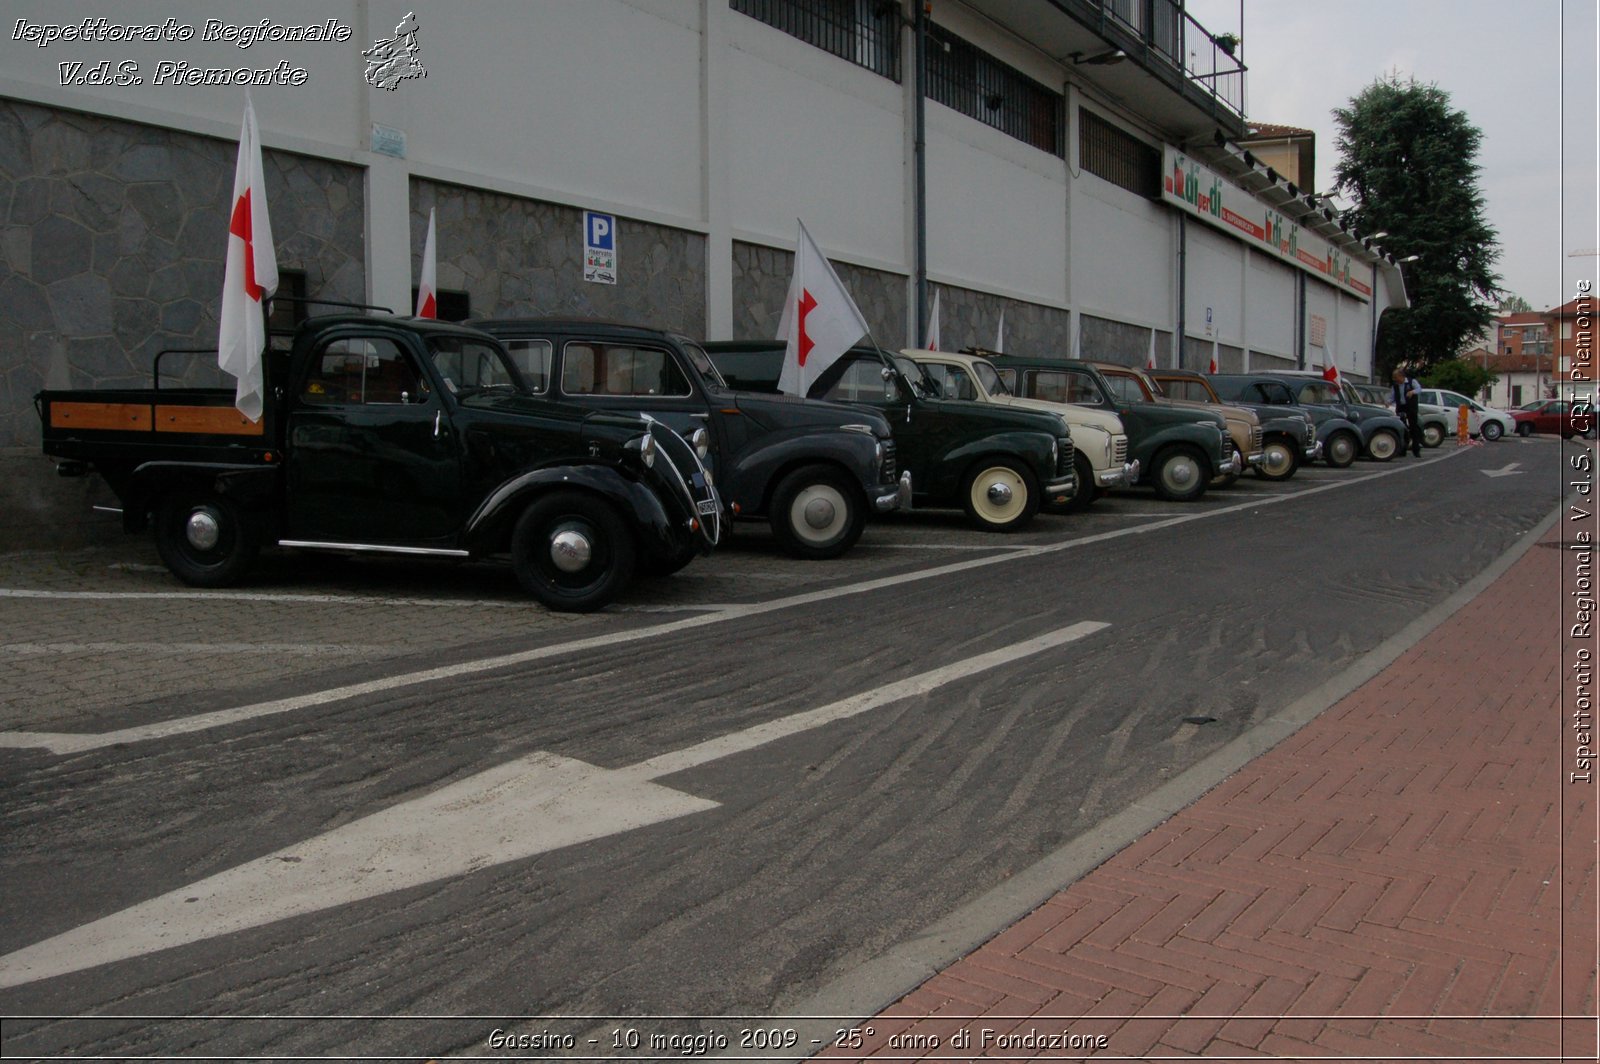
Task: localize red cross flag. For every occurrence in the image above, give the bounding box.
[925,288,941,351]
[776,220,870,397]
[1208,337,1219,375]
[217,92,278,422]
[415,207,437,318]
[1322,362,1341,385]
[1146,330,1157,370]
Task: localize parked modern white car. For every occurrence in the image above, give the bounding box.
[1416,388,1517,441]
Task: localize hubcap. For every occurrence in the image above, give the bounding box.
[1264,446,1291,474]
[986,481,1014,506]
[971,467,1027,525]
[803,496,837,530]
[1165,459,1197,488]
[549,529,593,573]
[185,510,221,551]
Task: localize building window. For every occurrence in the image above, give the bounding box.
[731,0,900,81]
[924,23,1063,156]
[1079,109,1160,198]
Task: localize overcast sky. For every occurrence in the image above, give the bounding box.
[1185,0,1598,311]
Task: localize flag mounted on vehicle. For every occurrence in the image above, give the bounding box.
[1322,362,1341,385]
[217,91,278,422]
[775,220,870,397]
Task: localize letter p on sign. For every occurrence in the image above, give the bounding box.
[585,211,614,252]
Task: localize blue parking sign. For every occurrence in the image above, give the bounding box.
[585,211,614,252]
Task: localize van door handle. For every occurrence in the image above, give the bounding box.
[433,410,442,439]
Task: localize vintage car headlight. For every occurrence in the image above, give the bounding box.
[690,427,710,460]
[626,431,657,469]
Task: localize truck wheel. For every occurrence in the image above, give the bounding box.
[155,493,260,588]
[1255,438,1299,481]
[1422,423,1445,448]
[1366,428,1400,461]
[1324,431,1359,468]
[961,458,1039,532]
[1151,446,1208,502]
[1060,454,1097,513]
[769,465,864,559]
[511,492,635,612]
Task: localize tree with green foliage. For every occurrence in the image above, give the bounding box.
[1499,294,1533,314]
[1420,358,1496,398]
[1333,75,1500,375]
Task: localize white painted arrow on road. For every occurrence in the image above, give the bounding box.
[0,621,1108,991]
[1482,462,1524,478]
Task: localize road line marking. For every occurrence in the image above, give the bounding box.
[624,622,1109,781]
[0,454,1457,757]
[0,622,1108,991]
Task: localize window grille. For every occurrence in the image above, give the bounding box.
[731,0,900,81]
[924,23,1063,156]
[1079,108,1160,198]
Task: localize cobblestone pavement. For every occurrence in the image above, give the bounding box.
[828,516,1598,1061]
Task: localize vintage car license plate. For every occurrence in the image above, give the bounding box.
[696,498,719,516]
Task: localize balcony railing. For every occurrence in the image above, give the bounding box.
[1095,0,1246,119]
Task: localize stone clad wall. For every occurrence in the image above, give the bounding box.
[732,241,907,347]
[411,179,706,335]
[0,98,365,448]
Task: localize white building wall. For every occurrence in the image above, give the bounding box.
[1184,224,1245,348]
[722,16,906,268]
[1072,179,1172,329]
[1245,251,1296,359]
[924,112,1068,305]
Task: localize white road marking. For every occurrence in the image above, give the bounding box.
[1482,462,1524,477]
[0,452,1459,756]
[0,622,1107,991]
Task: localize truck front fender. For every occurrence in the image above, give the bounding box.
[462,463,684,561]
[725,431,881,518]
[933,432,1056,500]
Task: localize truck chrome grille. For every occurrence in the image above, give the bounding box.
[1250,426,1263,452]
[880,440,896,482]
[1113,436,1128,464]
[1056,437,1074,477]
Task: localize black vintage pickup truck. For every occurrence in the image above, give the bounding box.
[35,313,721,612]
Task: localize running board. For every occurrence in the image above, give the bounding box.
[277,540,471,558]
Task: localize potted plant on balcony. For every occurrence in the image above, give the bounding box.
[1214,32,1239,57]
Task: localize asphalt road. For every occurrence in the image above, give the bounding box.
[0,436,1578,1059]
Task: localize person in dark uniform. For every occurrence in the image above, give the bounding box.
[1392,365,1423,456]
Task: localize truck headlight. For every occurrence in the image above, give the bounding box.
[690,427,710,460]
[626,431,657,469]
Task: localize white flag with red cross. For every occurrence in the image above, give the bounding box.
[1209,337,1219,375]
[1322,362,1341,385]
[776,220,871,397]
[217,92,279,422]
[1146,330,1158,370]
[925,288,942,351]
[415,207,437,318]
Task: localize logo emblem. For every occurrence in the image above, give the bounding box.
[364,12,426,91]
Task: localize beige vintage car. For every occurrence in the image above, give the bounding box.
[903,349,1138,512]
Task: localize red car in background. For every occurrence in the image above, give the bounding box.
[1512,398,1596,438]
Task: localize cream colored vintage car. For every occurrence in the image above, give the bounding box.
[904,348,1138,512]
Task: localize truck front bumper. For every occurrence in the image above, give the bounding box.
[1243,450,1266,470]
[1304,441,1324,461]
[1217,452,1244,478]
[879,470,913,512]
[1044,475,1077,506]
[1094,459,1140,489]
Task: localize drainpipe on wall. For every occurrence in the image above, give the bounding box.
[1296,273,1307,369]
[913,0,928,347]
[1176,212,1187,368]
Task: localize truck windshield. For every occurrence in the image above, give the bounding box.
[430,337,526,399]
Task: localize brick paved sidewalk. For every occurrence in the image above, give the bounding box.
[833,520,1598,1061]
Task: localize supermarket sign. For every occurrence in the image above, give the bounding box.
[1162,146,1372,302]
